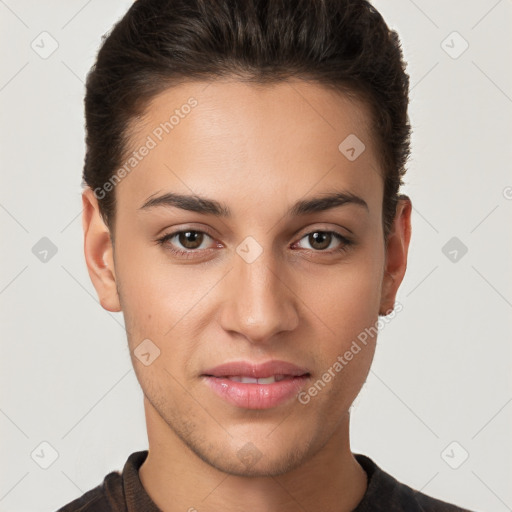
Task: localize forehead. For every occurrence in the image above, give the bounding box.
[116,79,383,216]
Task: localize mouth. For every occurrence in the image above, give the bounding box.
[201,359,310,380]
[207,374,306,384]
[201,360,311,409]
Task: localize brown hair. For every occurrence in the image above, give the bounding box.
[83,0,411,241]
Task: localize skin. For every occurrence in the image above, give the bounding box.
[82,79,412,512]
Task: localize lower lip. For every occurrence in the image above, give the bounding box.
[202,375,310,409]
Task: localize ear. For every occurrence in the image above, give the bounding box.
[82,188,121,312]
[379,196,412,316]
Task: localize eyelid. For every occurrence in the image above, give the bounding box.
[293,223,352,240]
[157,223,218,238]
[160,229,218,247]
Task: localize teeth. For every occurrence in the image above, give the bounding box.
[240,377,259,384]
[256,376,276,384]
[225,374,288,384]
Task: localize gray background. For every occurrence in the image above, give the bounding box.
[1,1,511,511]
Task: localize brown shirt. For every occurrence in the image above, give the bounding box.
[56,450,474,511]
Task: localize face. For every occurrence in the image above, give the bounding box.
[83,79,410,477]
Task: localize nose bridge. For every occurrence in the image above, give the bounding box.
[220,239,298,343]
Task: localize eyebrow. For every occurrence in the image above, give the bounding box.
[139,190,369,217]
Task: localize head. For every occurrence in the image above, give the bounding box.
[82,0,412,477]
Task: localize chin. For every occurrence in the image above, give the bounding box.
[202,445,310,478]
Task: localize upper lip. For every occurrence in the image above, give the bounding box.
[202,360,310,379]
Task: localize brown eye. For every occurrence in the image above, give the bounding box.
[308,231,332,250]
[157,229,215,258]
[177,230,204,249]
[295,230,353,254]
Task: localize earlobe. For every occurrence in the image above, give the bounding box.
[379,196,412,316]
[82,188,121,313]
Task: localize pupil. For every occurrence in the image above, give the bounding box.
[310,232,330,250]
[180,231,202,249]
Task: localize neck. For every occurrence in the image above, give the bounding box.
[139,397,367,512]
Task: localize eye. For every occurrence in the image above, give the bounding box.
[294,230,353,254]
[156,229,217,258]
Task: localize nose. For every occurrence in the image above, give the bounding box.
[218,246,299,345]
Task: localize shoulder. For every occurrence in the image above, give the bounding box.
[354,453,475,512]
[55,469,124,512]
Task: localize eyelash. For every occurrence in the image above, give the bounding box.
[156,228,354,259]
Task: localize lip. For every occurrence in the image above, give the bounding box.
[201,360,311,410]
[202,360,310,379]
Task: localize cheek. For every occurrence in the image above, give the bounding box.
[301,248,384,340]
[301,270,382,409]
[115,239,199,331]
[296,246,384,398]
